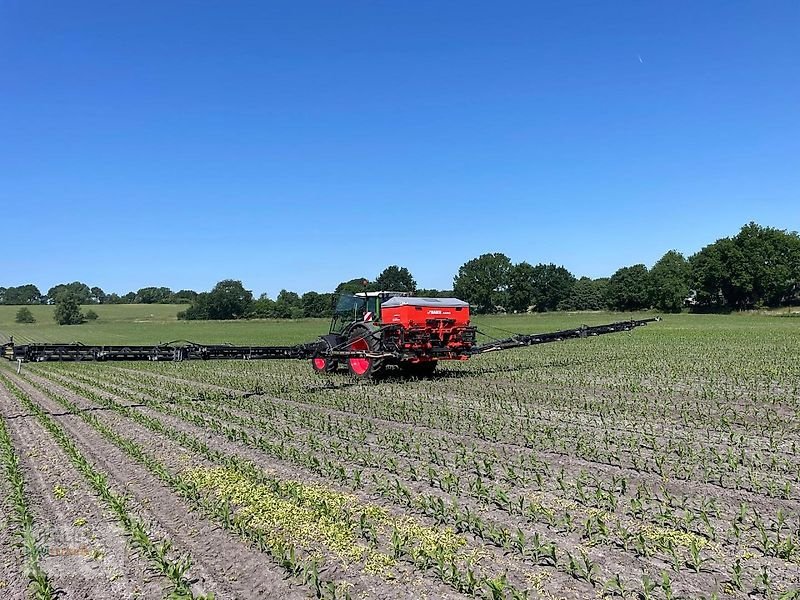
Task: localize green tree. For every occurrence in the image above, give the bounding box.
[172,289,198,304]
[250,294,276,318]
[335,278,370,295]
[84,309,99,321]
[4,284,44,305]
[559,277,608,311]
[730,222,800,307]
[135,286,173,304]
[416,288,448,298]
[90,286,106,304]
[453,253,512,313]
[207,279,253,319]
[374,266,417,292]
[178,280,253,320]
[272,290,302,319]
[529,263,576,312]
[53,294,85,325]
[606,264,651,311]
[178,294,209,319]
[690,223,800,309]
[689,238,729,309]
[48,282,91,304]
[507,262,536,313]
[301,291,333,318]
[15,307,35,323]
[649,250,690,312]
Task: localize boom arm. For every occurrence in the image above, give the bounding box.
[470,317,660,355]
[2,318,659,364]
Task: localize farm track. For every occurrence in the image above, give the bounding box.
[1,368,312,600]
[0,381,165,599]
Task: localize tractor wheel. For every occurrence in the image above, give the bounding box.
[401,360,438,378]
[311,357,338,373]
[346,326,384,378]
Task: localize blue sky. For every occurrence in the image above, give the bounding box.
[2,2,798,297]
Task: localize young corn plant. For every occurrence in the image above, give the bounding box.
[602,573,626,597]
[0,413,54,599]
[639,573,657,600]
[728,558,743,592]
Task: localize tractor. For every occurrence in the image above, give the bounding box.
[311,291,477,377]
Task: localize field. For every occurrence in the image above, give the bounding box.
[1,309,799,599]
[0,304,323,346]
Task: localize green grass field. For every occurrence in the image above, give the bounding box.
[1,303,796,347]
[0,304,323,345]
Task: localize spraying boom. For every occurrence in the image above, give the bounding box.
[2,292,659,378]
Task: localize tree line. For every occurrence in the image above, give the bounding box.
[453,223,800,313]
[4,222,798,322]
[178,222,800,319]
[0,282,199,306]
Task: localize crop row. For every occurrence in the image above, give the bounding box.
[29,364,800,599]
[0,396,53,599]
[18,368,539,599]
[50,364,799,567]
[0,372,209,599]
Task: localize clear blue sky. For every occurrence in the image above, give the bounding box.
[2,2,798,297]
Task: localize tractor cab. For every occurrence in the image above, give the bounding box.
[329,291,411,334]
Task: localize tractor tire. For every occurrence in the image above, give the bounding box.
[310,334,343,374]
[400,360,438,378]
[346,325,385,378]
[311,357,338,373]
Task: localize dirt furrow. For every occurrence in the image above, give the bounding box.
[108,365,800,479]
[3,369,311,600]
[0,439,27,599]
[0,382,165,599]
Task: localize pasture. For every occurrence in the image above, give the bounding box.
[0,309,798,599]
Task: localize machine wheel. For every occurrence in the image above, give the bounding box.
[346,326,384,378]
[311,357,338,373]
[400,360,438,378]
